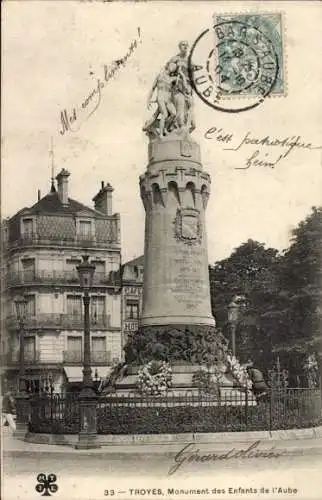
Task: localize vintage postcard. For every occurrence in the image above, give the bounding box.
[1,1,322,500]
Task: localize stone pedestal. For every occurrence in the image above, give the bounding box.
[139,137,215,330]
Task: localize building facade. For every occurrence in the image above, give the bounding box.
[120,256,144,346]
[2,170,122,394]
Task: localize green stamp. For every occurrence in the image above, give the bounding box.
[214,13,285,97]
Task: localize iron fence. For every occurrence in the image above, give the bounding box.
[27,388,322,435]
[96,388,322,434]
[29,393,80,434]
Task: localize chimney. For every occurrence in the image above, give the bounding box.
[38,190,41,201]
[92,181,114,215]
[56,168,70,205]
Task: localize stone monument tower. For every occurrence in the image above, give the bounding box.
[140,41,215,338]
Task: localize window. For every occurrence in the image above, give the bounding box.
[91,296,105,323]
[67,295,82,317]
[66,336,82,363]
[126,301,139,320]
[25,295,36,316]
[92,336,107,362]
[92,261,105,282]
[66,259,81,281]
[79,220,92,239]
[22,258,35,280]
[22,218,33,236]
[24,336,36,362]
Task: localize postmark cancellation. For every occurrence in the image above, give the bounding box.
[189,12,286,113]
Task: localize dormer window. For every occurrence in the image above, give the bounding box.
[22,218,34,238]
[77,219,94,241]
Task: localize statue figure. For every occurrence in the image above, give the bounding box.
[167,40,195,133]
[143,40,195,138]
[143,62,178,137]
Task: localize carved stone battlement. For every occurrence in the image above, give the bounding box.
[140,169,211,212]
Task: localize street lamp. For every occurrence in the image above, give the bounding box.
[228,297,241,357]
[14,295,30,438]
[75,255,100,449]
[15,295,28,394]
[77,255,96,388]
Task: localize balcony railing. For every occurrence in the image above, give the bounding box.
[6,313,111,330]
[63,351,83,363]
[5,270,120,287]
[63,350,112,364]
[92,351,112,363]
[5,350,41,364]
[5,230,120,249]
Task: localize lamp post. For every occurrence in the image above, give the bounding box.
[14,295,29,438]
[15,296,28,394]
[75,255,100,449]
[228,297,240,357]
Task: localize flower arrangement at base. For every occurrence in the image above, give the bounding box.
[137,361,172,396]
[226,354,253,389]
[192,366,222,396]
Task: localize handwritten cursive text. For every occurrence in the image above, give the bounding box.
[204,126,322,170]
[59,27,141,135]
[168,440,285,475]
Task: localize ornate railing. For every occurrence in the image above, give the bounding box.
[5,270,120,287]
[28,388,322,435]
[63,351,83,363]
[96,388,322,434]
[6,231,120,250]
[6,350,41,364]
[6,313,111,330]
[92,351,112,363]
[29,393,80,434]
[62,350,111,364]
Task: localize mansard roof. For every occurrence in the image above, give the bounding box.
[122,255,144,268]
[15,192,103,218]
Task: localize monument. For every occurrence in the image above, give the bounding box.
[140,40,215,335]
[105,41,254,399]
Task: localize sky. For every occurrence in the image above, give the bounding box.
[2,1,322,264]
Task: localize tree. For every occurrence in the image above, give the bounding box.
[209,239,281,369]
[273,206,322,382]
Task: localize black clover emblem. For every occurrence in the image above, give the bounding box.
[36,473,58,496]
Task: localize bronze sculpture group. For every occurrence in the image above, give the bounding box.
[143,41,195,138]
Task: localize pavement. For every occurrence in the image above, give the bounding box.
[3,427,322,500]
[2,425,322,457]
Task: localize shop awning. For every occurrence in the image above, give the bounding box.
[64,366,112,383]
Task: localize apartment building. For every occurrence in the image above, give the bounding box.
[120,256,144,344]
[2,169,122,394]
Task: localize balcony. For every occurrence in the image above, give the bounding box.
[6,313,111,331]
[63,350,112,364]
[92,351,112,364]
[5,350,41,365]
[63,351,83,363]
[5,270,120,288]
[5,230,120,250]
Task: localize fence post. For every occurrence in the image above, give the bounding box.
[245,388,248,429]
[75,389,100,449]
[269,390,272,432]
[14,393,30,439]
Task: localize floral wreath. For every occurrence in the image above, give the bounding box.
[137,361,172,396]
[226,354,253,389]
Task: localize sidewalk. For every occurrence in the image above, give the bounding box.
[2,426,322,457]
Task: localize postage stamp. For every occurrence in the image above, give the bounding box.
[188,12,285,113]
